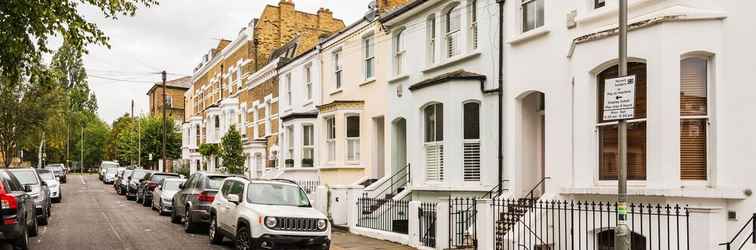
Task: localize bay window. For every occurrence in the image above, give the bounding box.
[286,126,294,168]
[286,73,292,106]
[302,124,314,167]
[680,57,709,180]
[424,103,444,181]
[346,115,360,161]
[597,63,647,180]
[463,102,481,181]
[326,117,336,162]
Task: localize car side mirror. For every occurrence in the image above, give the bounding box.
[227,194,240,204]
[24,185,32,192]
[41,181,47,186]
[178,183,185,189]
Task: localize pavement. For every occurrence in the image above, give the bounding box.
[7,174,412,250]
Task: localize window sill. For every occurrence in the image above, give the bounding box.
[507,27,550,45]
[319,165,365,170]
[422,51,481,74]
[388,74,410,84]
[329,89,343,96]
[302,100,313,107]
[283,108,293,113]
[561,186,746,200]
[359,78,376,87]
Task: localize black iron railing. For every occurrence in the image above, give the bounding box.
[366,163,410,200]
[492,199,691,250]
[482,179,510,199]
[295,179,319,194]
[450,197,477,249]
[356,197,409,234]
[419,202,437,248]
[720,213,755,250]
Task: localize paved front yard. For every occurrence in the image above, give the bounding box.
[331,229,415,250]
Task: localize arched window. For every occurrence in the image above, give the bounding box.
[463,102,480,181]
[445,3,461,58]
[597,62,647,180]
[469,0,478,49]
[680,57,709,180]
[393,29,406,76]
[424,103,444,181]
[426,15,437,64]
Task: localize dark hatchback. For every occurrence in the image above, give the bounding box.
[137,172,179,207]
[0,170,38,249]
[171,172,230,233]
[126,169,152,200]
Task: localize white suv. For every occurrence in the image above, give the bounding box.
[209,177,330,250]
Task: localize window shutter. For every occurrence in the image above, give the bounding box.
[425,143,444,181]
[680,120,706,180]
[680,58,708,180]
[463,142,480,181]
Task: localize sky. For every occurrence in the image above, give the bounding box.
[79,0,371,124]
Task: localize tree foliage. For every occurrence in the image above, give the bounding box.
[0,0,158,79]
[220,126,245,175]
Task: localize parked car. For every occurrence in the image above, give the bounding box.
[126,169,150,200]
[36,169,61,203]
[112,167,126,191]
[0,170,38,249]
[43,163,67,184]
[209,178,330,249]
[99,161,119,182]
[171,172,230,233]
[8,168,51,226]
[102,167,118,184]
[137,172,180,207]
[116,169,133,195]
[152,178,185,215]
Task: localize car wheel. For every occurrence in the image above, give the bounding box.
[38,207,49,226]
[142,197,150,207]
[209,215,224,244]
[28,211,38,237]
[183,208,194,233]
[170,204,181,224]
[235,225,252,250]
[135,192,142,203]
[15,226,29,250]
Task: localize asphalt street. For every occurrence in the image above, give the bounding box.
[27,174,232,250]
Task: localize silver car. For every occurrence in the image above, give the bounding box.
[8,168,51,226]
[152,178,185,215]
[37,169,61,203]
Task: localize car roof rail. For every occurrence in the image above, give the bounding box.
[270,178,298,185]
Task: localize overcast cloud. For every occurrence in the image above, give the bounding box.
[80,0,370,124]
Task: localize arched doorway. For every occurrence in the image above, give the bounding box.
[517,91,545,198]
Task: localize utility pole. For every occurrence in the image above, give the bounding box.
[615,0,631,249]
[161,71,167,173]
[81,123,84,175]
[138,112,141,168]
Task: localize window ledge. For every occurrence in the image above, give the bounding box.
[319,165,365,170]
[410,184,494,192]
[507,27,550,45]
[388,74,410,84]
[283,108,293,113]
[359,78,376,87]
[329,89,343,96]
[561,187,746,200]
[302,100,314,107]
[422,51,481,74]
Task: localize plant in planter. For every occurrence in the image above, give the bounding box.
[284,159,294,168]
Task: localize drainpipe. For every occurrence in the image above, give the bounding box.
[496,0,506,195]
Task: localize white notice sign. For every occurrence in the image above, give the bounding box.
[603,75,636,121]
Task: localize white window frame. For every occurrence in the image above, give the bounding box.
[393,29,406,76]
[345,114,360,162]
[333,50,343,90]
[362,34,375,80]
[423,103,445,182]
[679,54,713,182]
[304,63,312,100]
[469,0,479,50]
[462,101,481,181]
[521,0,545,33]
[286,73,292,106]
[325,116,337,162]
[427,15,437,65]
[286,125,294,167]
[302,124,314,167]
[444,3,462,58]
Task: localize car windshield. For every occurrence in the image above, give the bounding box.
[101,162,118,169]
[151,174,177,183]
[247,183,311,207]
[105,168,117,174]
[206,176,226,190]
[162,180,182,191]
[11,170,39,185]
[39,172,55,181]
[132,170,147,179]
[123,170,133,178]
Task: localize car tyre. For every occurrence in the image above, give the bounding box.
[235,225,252,250]
[170,204,181,224]
[142,196,150,207]
[135,191,142,203]
[28,211,38,237]
[183,208,195,233]
[209,215,224,244]
[38,207,49,226]
[14,226,29,250]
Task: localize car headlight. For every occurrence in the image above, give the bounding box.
[317,219,328,230]
[264,216,277,228]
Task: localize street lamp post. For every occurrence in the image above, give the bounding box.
[615,0,631,249]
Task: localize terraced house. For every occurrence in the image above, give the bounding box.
[181,0,344,174]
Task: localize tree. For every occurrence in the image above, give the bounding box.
[137,116,180,169]
[220,126,245,175]
[0,0,158,80]
[108,114,135,161]
[73,117,111,169]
